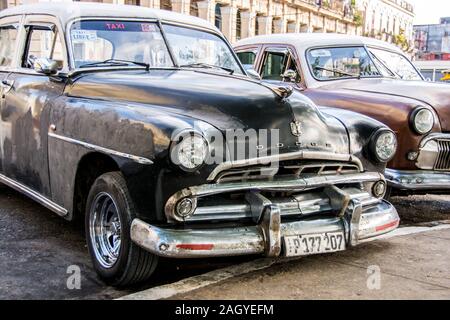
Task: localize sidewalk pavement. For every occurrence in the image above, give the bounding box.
[153,227,450,300]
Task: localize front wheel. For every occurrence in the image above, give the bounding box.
[85,172,158,286]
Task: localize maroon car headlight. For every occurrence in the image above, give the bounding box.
[370,129,397,163]
[411,107,434,135]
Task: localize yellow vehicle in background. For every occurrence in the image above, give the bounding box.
[414,60,450,82]
[441,69,450,82]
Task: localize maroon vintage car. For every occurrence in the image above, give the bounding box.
[235,33,450,195]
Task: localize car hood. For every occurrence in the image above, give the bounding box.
[67,69,350,157]
[319,78,450,130]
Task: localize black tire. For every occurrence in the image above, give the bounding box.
[85,171,158,286]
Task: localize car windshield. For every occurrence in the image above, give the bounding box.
[70,20,243,74]
[163,24,243,74]
[307,47,381,80]
[70,20,173,68]
[368,47,423,81]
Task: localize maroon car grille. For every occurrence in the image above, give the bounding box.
[435,140,450,170]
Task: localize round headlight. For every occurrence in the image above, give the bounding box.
[171,132,208,171]
[411,108,434,135]
[372,130,397,163]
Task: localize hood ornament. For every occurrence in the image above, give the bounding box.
[272,85,294,100]
[290,120,303,137]
[257,82,294,100]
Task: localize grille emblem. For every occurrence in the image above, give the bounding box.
[290,120,302,137]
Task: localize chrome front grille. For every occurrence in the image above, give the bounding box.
[189,187,380,222]
[165,172,385,223]
[435,139,450,170]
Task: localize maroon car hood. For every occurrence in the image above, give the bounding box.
[319,78,450,131]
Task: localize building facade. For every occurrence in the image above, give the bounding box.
[356,0,414,50]
[2,0,413,46]
[414,18,450,61]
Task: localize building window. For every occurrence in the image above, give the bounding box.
[160,0,172,11]
[255,15,260,36]
[190,0,199,17]
[0,0,7,10]
[236,9,241,40]
[125,0,141,5]
[214,3,222,30]
[215,4,222,30]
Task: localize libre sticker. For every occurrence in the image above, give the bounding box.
[310,49,331,58]
[71,30,98,42]
[141,23,157,32]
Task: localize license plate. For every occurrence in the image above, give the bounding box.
[283,232,346,257]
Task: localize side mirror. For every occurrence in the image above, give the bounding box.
[34,58,59,75]
[246,68,261,81]
[282,69,297,83]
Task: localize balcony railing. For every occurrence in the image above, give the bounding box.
[296,0,355,19]
[385,0,414,14]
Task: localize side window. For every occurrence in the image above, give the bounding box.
[261,49,301,82]
[0,25,18,67]
[23,26,64,70]
[236,50,257,69]
[262,51,288,81]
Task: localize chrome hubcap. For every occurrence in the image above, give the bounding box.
[89,192,122,269]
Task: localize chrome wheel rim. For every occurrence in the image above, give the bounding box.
[89,192,122,269]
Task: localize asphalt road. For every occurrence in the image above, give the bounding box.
[0,182,449,300]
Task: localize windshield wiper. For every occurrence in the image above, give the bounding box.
[180,62,234,75]
[313,66,360,79]
[79,59,150,70]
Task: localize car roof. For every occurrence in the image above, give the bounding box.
[235,33,403,53]
[0,2,217,32]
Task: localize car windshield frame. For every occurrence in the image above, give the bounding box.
[66,18,246,75]
[305,45,385,82]
[367,46,424,81]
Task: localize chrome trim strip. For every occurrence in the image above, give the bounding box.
[207,151,363,181]
[385,168,450,190]
[131,200,399,258]
[187,188,379,222]
[0,173,68,217]
[48,132,153,165]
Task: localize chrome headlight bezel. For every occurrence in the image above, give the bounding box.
[370,129,398,163]
[410,107,434,135]
[170,130,209,172]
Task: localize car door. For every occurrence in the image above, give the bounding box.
[1,15,68,197]
[0,16,22,177]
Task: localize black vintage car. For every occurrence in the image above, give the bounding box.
[0,3,399,286]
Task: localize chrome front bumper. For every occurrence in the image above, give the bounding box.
[385,169,450,190]
[131,199,399,258]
